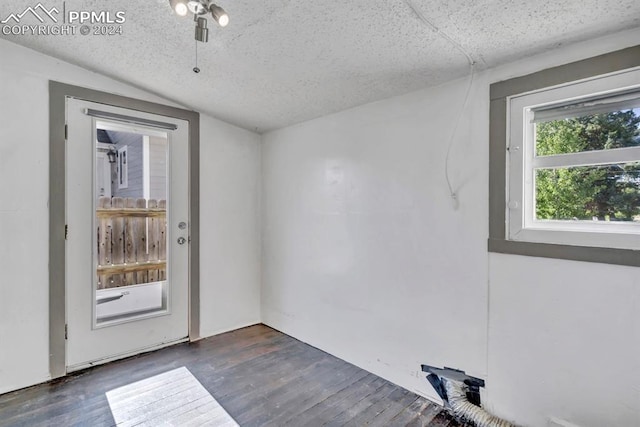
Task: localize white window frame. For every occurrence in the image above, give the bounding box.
[507,67,640,250]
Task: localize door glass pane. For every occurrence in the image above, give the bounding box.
[94,122,170,325]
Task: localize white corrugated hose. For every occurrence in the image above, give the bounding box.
[443,378,517,427]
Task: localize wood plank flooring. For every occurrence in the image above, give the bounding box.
[0,325,458,426]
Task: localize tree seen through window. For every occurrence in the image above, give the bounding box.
[535,109,640,221]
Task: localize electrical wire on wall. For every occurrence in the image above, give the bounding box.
[403,0,476,208]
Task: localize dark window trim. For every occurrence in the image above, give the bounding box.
[488,45,640,266]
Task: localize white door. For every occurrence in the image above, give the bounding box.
[66,98,190,371]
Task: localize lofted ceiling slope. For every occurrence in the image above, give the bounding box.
[1,0,639,132]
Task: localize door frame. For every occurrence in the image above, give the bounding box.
[49,81,201,379]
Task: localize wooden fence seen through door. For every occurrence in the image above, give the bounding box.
[96,197,167,289]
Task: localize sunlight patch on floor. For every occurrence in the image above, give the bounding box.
[106,366,239,426]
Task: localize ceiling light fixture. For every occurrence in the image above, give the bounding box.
[169,0,229,40]
[169,0,189,17]
[194,16,208,43]
[209,4,229,27]
[187,0,210,15]
[169,0,229,73]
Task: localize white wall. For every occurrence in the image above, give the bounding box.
[0,39,261,394]
[261,28,640,427]
[487,254,640,427]
[199,115,262,338]
[261,76,490,389]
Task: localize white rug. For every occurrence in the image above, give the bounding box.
[106,366,239,426]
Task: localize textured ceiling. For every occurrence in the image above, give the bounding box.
[1,0,639,132]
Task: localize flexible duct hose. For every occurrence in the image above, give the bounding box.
[443,378,517,427]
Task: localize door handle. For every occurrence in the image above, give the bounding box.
[177,237,187,245]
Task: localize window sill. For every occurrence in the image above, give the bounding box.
[488,238,640,267]
[510,225,640,251]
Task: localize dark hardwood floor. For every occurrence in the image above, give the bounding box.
[0,325,458,426]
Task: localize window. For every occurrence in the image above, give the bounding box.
[508,68,640,250]
[488,45,640,266]
[118,145,128,189]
